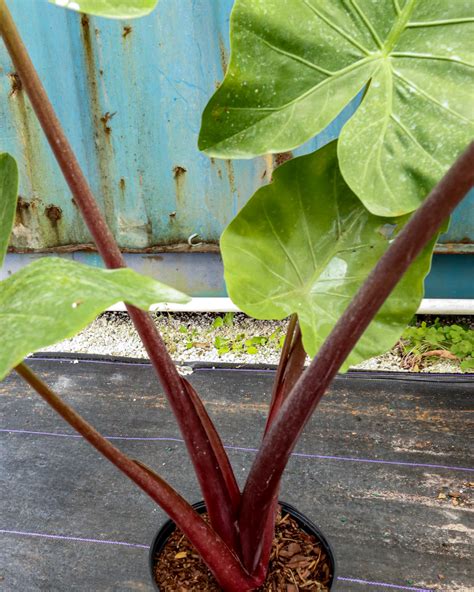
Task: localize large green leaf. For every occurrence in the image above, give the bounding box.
[49,0,158,19]
[221,142,436,369]
[199,0,474,216]
[0,153,18,267]
[0,258,189,380]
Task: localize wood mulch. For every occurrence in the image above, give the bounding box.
[153,509,332,591]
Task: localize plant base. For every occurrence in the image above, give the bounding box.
[150,501,335,591]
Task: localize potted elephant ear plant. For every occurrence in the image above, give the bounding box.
[1,0,473,590]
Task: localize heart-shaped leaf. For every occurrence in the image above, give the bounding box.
[221,142,437,369]
[0,258,189,380]
[49,0,159,19]
[0,153,18,267]
[199,0,474,216]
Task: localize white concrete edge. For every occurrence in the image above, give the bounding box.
[108,297,240,313]
[108,298,474,315]
[416,298,474,315]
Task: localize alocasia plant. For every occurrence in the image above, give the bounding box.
[0,0,473,590]
[199,0,474,216]
[199,0,473,368]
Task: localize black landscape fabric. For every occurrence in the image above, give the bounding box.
[1,356,472,591]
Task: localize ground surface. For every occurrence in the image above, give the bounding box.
[41,313,467,373]
[1,357,472,591]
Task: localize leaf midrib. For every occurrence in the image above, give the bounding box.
[206,55,379,151]
[225,54,378,115]
[383,0,418,54]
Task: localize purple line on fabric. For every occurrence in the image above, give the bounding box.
[230,445,474,472]
[0,429,184,442]
[290,451,474,472]
[337,576,433,591]
[0,530,436,590]
[2,428,473,473]
[0,529,148,549]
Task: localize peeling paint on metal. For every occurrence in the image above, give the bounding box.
[79,14,117,233]
[45,205,63,227]
[5,72,61,248]
[7,72,22,96]
[122,26,132,39]
[274,152,293,168]
[173,166,186,179]
[99,111,116,135]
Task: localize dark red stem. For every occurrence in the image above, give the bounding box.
[183,378,241,515]
[264,319,306,434]
[0,0,238,546]
[239,142,474,572]
[264,314,296,431]
[252,318,306,575]
[14,363,257,592]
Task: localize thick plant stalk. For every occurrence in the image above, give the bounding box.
[239,142,474,571]
[14,363,257,592]
[254,319,306,576]
[183,378,241,515]
[264,314,297,432]
[265,319,306,433]
[0,0,239,546]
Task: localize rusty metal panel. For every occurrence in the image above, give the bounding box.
[0,0,471,304]
[436,189,474,253]
[0,0,359,253]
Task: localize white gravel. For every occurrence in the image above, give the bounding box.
[40,312,463,373]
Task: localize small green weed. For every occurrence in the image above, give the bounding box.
[211,312,235,329]
[210,322,285,356]
[400,319,474,372]
[176,325,203,350]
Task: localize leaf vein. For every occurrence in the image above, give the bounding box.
[232,245,296,289]
[257,35,334,77]
[301,0,371,56]
[407,18,474,28]
[389,113,445,171]
[349,0,383,50]
[393,70,472,123]
[391,52,474,68]
[262,202,305,286]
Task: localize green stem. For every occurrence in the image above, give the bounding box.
[383,0,416,54]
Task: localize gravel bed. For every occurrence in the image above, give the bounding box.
[40,312,465,373]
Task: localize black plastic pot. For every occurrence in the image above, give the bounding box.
[149,501,336,590]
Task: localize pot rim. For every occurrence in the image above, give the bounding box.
[149,500,336,591]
